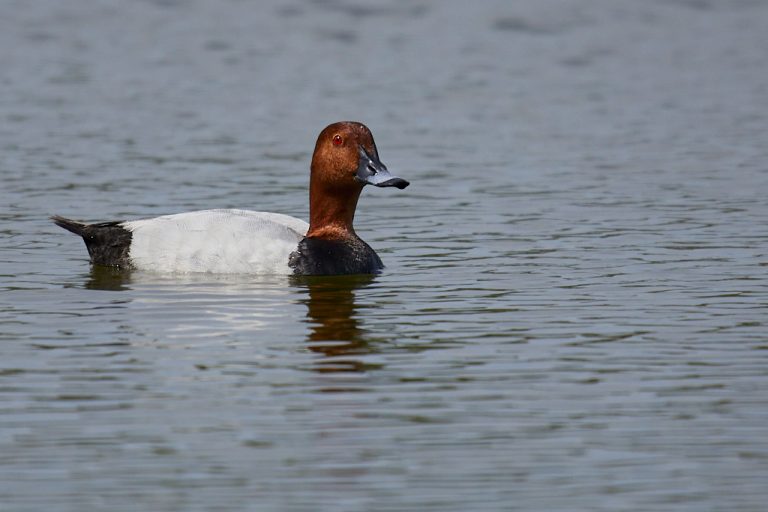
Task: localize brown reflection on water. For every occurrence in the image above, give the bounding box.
[83,265,133,291]
[296,275,377,373]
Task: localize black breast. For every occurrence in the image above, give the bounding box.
[288,236,384,276]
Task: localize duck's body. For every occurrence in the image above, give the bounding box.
[54,209,308,274]
[52,122,408,276]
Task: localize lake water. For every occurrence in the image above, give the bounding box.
[2,0,768,510]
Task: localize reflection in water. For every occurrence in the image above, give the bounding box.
[83,265,133,291]
[80,266,379,372]
[294,275,377,373]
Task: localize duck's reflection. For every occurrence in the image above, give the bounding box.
[82,267,379,373]
[294,274,377,373]
[82,265,133,291]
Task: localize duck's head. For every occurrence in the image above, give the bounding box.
[311,122,409,191]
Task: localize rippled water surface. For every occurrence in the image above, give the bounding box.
[2,0,768,510]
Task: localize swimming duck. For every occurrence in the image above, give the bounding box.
[52,121,409,275]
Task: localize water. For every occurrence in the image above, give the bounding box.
[2,0,768,510]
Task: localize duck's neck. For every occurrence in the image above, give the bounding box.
[306,182,363,240]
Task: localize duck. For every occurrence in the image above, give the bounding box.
[52,121,409,275]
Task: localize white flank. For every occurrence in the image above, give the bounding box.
[123,209,309,274]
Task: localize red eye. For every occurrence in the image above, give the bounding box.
[332,134,343,146]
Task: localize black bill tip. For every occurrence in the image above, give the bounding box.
[376,177,409,189]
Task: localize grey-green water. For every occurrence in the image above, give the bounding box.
[2,0,767,510]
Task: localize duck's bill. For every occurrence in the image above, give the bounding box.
[356,146,410,189]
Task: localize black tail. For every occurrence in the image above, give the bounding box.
[51,215,133,268]
[51,215,88,237]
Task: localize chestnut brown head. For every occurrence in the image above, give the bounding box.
[310,122,409,191]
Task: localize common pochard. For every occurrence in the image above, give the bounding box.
[52,122,409,275]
